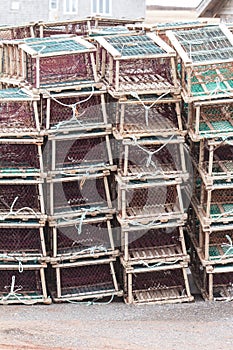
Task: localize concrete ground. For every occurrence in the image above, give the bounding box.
[0,295,233,350]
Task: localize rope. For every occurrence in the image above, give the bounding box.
[1,276,38,305]
[0,254,25,273]
[138,258,181,269]
[129,214,165,228]
[221,234,233,259]
[130,91,171,126]
[70,245,108,255]
[67,293,115,306]
[46,85,95,130]
[0,197,40,221]
[209,77,233,98]
[131,134,175,169]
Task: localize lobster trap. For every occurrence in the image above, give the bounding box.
[116,176,186,226]
[188,214,233,265]
[47,171,114,220]
[193,178,233,226]
[117,136,188,181]
[190,242,233,301]
[0,23,35,40]
[1,35,98,91]
[110,95,184,138]
[121,225,188,266]
[50,257,121,302]
[167,24,233,102]
[46,130,114,176]
[186,98,233,141]
[0,138,44,178]
[0,262,51,305]
[0,88,41,137]
[0,181,45,221]
[123,262,193,304]
[190,138,233,187]
[43,90,111,133]
[0,224,47,262]
[95,33,180,98]
[49,215,118,260]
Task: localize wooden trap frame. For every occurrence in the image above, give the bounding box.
[123,261,193,304]
[0,180,46,221]
[166,24,233,102]
[120,224,189,267]
[185,98,233,142]
[190,137,233,187]
[50,257,122,303]
[0,88,41,137]
[188,207,233,265]
[46,129,114,177]
[190,241,233,301]
[109,94,184,139]
[116,176,187,227]
[0,137,44,178]
[48,214,118,261]
[95,32,180,98]
[37,17,143,38]
[47,170,114,221]
[0,262,51,305]
[42,89,111,134]
[192,172,233,226]
[0,222,47,263]
[0,23,36,40]
[0,35,99,92]
[117,136,188,182]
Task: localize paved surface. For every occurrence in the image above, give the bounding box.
[0,295,233,350]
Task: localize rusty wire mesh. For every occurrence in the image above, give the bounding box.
[47,94,106,129]
[27,53,94,87]
[52,136,109,171]
[131,269,186,294]
[0,269,43,296]
[211,272,233,298]
[0,184,42,214]
[124,184,180,215]
[55,263,115,296]
[0,227,44,256]
[127,227,181,251]
[53,221,113,255]
[52,177,108,213]
[0,143,40,171]
[119,142,182,175]
[0,101,37,133]
[116,101,179,133]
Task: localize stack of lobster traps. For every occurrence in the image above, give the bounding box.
[0,88,51,304]
[167,24,233,301]
[95,32,194,304]
[45,88,122,303]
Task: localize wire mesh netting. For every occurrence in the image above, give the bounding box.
[0,143,41,173]
[52,177,109,214]
[0,184,43,216]
[202,188,233,218]
[212,272,233,300]
[50,136,109,172]
[53,263,116,297]
[190,63,233,97]
[0,26,32,40]
[0,100,37,134]
[114,101,180,135]
[47,93,107,130]
[202,143,233,178]
[41,22,89,37]
[26,53,95,88]
[0,269,43,298]
[193,103,233,137]
[119,142,183,177]
[0,227,45,257]
[122,184,181,218]
[129,268,189,302]
[53,220,113,256]
[106,35,166,57]
[112,58,175,92]
[174,26,233,63]
[124,227,185,261]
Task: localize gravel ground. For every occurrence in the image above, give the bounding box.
[0,295,233,350]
